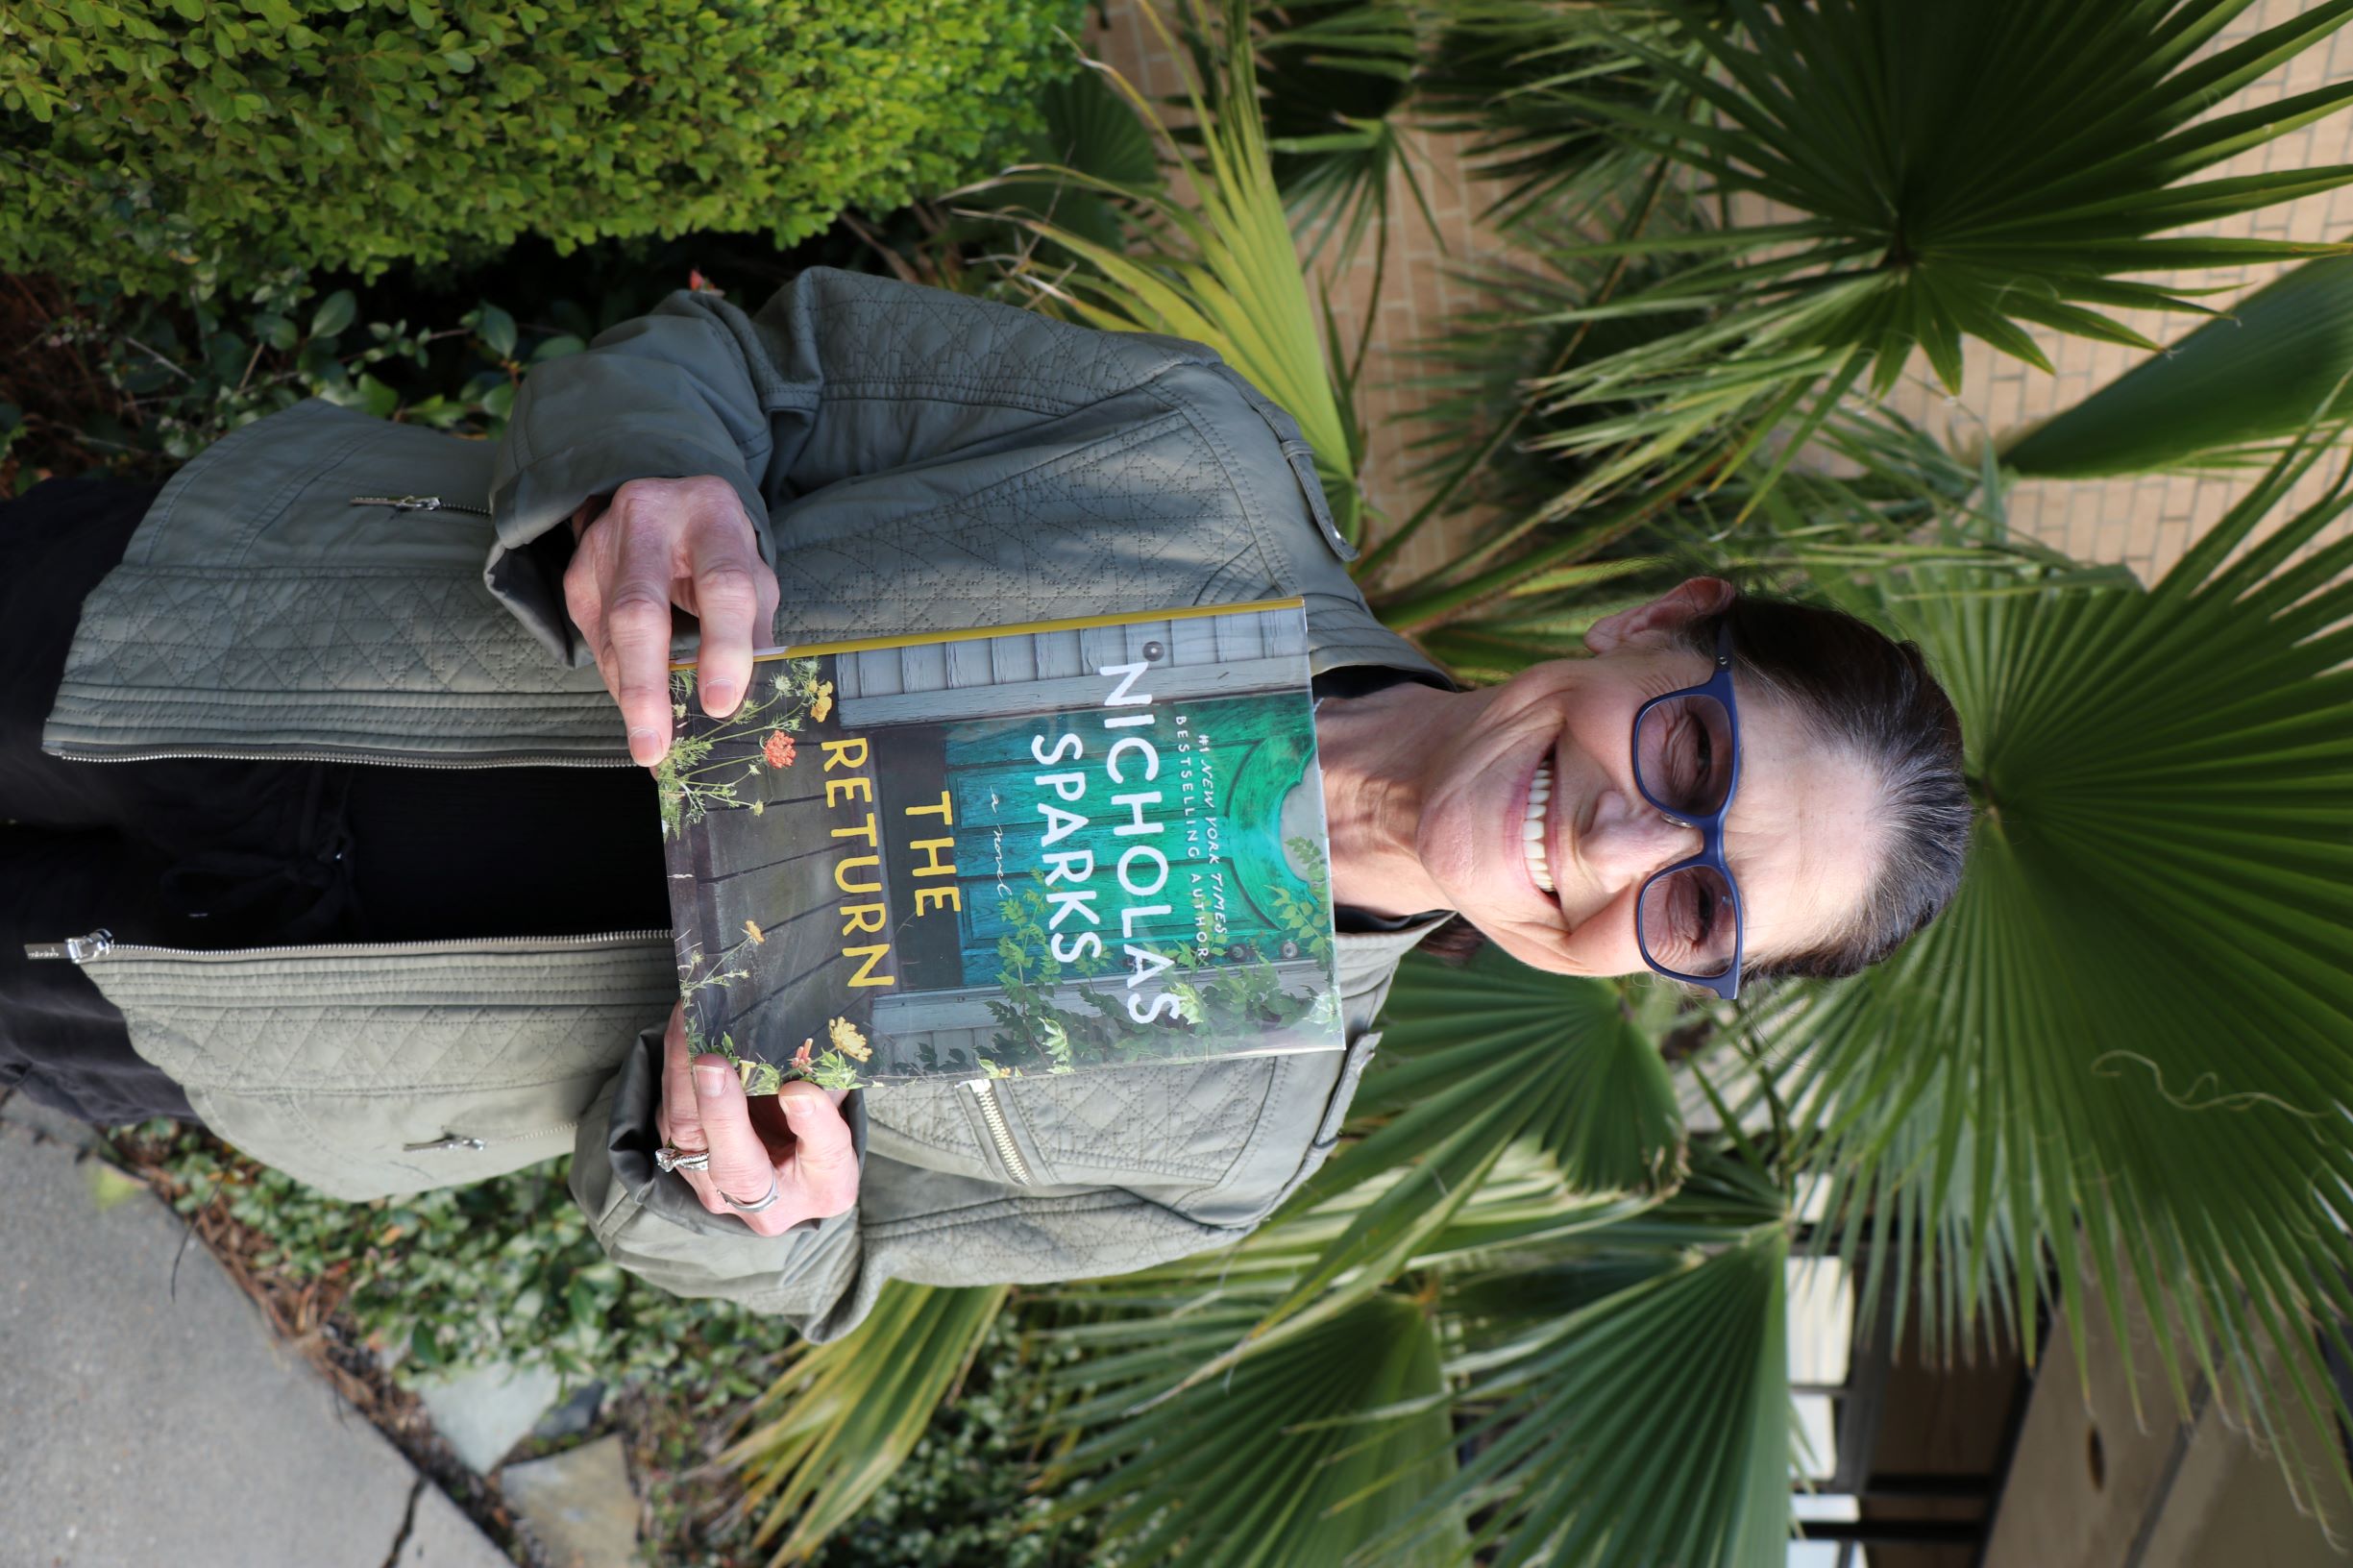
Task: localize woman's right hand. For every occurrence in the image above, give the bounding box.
[653,1000,858,1237]
[562,476,781,767]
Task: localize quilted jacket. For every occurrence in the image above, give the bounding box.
[38,268,1451,1338]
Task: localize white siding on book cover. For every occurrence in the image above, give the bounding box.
[1036,629,1086,680]
[944,639,993,688]
[989,635,1037,685]
[833,608,1310,729]
[1078,624,1128,673]
[899,639,948,695]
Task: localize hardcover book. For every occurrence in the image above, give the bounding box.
[655,599,1342,1090]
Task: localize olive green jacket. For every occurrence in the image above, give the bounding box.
[39,268,1449,1339]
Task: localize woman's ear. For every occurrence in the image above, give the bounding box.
[1584,576,1736,656]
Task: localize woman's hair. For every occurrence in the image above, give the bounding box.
[1692,594,1971,982]
[1417,591,1972,984]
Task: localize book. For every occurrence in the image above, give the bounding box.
[654,599,1342,1090]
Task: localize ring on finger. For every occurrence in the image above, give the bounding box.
[655,1144,712,1174]
[721,1175,781,1214]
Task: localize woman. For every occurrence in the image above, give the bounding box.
[1,269,1966,1338]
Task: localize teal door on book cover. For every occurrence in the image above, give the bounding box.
[937,692,1319,985]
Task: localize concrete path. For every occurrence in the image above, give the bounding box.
[0,1098,510,1568]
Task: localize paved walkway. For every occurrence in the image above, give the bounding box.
[0,1098,509,1568]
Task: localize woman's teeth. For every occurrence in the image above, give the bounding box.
[1523,760,1555,894]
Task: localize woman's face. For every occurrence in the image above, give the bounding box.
[1413,581,1886,982]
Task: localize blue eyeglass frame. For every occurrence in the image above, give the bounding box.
[1630,620,1747,1000]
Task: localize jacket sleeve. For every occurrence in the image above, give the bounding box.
[567,1024,868,1330]
[485,267,1221,660]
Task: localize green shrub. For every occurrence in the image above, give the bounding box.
[139,1125,781,1396]
[0,0,1085,296]
[1,266,578,490]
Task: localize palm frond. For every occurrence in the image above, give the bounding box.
[1382,402,2071,649]
[1359,1182,1792,1568]
[1251,2,1435,266]
[2003,255,2353,478]
[1004,1,1372,543]
[1761,432,2353,1510]
[1043,1143,1662,1317]
[1036,1293,1465,1568]
[1390,0,2353,558]
[718,1282,1010,1563]
[1040,1146,1793,1568]
[1416,0,1686,233]
[1155,951,1691,1361]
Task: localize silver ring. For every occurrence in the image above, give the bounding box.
[655,1144,711,1174]
[722,1175,781,1214]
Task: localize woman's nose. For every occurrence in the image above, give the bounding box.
[1582,791,1704,884]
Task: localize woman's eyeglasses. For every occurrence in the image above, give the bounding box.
[1630,621,1745,999]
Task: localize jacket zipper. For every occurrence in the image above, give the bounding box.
[25,928,672,963]
[349,494,493,517]
[51,747,633,768]
[967,1078,1034,1187]
[403,1120,581,1154]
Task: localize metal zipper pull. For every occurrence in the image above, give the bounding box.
[401,1134,488,1153]
[24,929,113,964]
[349,494,492,517]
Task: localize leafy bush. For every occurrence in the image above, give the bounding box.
[139,1125,780,1395]
[39,277,564,471]
[0,252,752,490]
[1,0,1086,296]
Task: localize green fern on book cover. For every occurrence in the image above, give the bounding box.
[655,600,1341,1090]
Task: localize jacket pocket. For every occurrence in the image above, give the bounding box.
[132,398,500,572]
[71,932,675,1201]
[864,1049,1287,1200]
[860,1029,1380,1231]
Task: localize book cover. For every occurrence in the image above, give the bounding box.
[655,599,1342,1090]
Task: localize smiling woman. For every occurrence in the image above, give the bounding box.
[0,267,1970,1343]
[1315,576,1970,994]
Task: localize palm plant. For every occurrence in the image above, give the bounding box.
[1560,0,2352,449]
[1373,0,2353,623]
[997,0,1378,544]
[716,1283,1010,1559]
[1238,0,1436,266]
[712,5,2353,1560]
[1743,428,2353,1508]
[1414,0,1686,233]
[1024,1008,1795,1568]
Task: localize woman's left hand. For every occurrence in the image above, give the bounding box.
[652,1000,858,1237]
